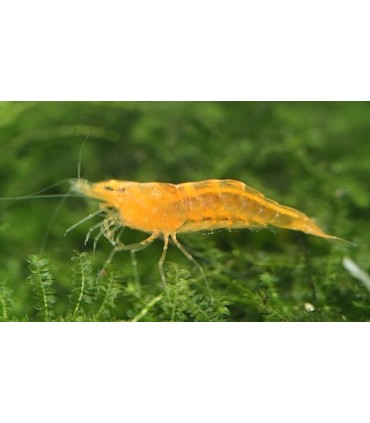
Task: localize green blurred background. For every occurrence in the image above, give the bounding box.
[0,102,369,321]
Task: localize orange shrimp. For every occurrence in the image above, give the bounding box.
[68,178,347,286]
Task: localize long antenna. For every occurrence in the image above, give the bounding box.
[78,134,90,180]
[39,134,90,252]
[0,179,72,201]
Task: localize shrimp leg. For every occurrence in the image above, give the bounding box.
[112,231,160,252]
[158,234,170,287]
[64,209,104,236]
[171,233,213,301]
[102,231,161,272]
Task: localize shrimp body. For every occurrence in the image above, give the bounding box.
[71,178,345,286]
[73,178,341,241]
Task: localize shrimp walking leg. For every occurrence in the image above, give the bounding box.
[111,231,160,252]
[100,232,161,277]
[84,216,117,246]
[171,233,213,301]
[158,234,170,287]
[64,209,104,236]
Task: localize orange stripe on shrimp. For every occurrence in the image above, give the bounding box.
[67,178,348,286]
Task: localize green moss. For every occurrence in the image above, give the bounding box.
[0,101,369,321]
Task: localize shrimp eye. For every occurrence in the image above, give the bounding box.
[104,185,126,192]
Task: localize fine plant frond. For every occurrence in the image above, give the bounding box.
[159,263,230,322]
[0,280,14,321]
[27,255,56,322]
[93,268,122,321]
[69,250,95,320]
[131,293,164,322]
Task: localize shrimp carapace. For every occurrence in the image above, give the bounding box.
[72,178,344,241]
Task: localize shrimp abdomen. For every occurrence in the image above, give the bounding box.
[176,179,343,241]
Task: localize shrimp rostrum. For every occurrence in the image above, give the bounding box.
[70,178,346,285]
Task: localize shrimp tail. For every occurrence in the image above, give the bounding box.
[269,204,352,245]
